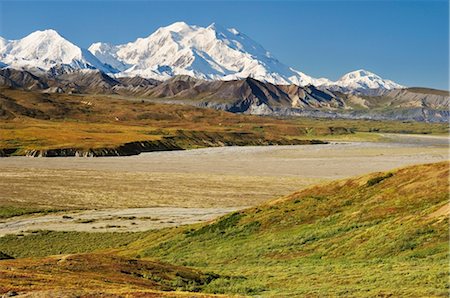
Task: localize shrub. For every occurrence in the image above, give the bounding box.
[367,173,394,186]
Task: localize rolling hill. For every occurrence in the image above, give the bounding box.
[1,162,448,296]
[131,161,450,296]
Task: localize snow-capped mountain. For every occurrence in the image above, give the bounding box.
[0,29,114,73]
[0,24,404,92]
[88,22,330,86]
[328,69,404,91]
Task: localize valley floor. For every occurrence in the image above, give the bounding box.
[0,135,448,235]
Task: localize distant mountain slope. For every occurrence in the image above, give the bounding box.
[406,87,449,97]
[132,161,449,296]
[0,68,448,122]
[141,76,344,114]
[361,88,450,110]
[0,68,49,90]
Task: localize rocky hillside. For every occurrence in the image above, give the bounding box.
[0,68,448,122]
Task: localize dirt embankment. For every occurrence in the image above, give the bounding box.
[0,131,326,157]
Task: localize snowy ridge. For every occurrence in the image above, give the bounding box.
[331,69,403,90]
[88,21,329,85]
[0,23,404,91]
[0,29,114,73]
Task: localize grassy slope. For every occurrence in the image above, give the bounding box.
[1,162,447,296]
[126,161,449,297]
[0,88,447,152]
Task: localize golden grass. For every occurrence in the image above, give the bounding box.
[0,119,162,150]
[0,167,324,209]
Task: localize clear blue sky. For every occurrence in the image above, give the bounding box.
[0,0,448,89]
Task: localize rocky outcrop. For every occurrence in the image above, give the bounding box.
[0,148,18,157]
[23,139,182,157]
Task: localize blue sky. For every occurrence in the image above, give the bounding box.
[0,0,448,89]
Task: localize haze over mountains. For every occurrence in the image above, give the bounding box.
[0,22,402,91]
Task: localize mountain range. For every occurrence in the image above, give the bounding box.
[0,22,403,92]
[0,22,448,122]
[1,67,448,122]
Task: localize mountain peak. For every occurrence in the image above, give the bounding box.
[10,29,80,63]
[22,29,68,45]
[341,69,374,79]
[206,23,240,36]
[335,69,403,90]
[29,29,61,37]
[85,24,403,90]
[163,21,196,33]
[0,29,113,73]
[88,22,310,85]
[0,25,405,92]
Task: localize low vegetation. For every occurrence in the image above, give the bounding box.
[1,162,448,296]
[0,253,221,297]
[366,172,394,186]
[0,206,63,219]
[0,230,149,258]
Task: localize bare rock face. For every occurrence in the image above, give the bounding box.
[0,68,48,90]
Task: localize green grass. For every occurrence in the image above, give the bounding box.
[0,206,64,219]
[0,230,150,258]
